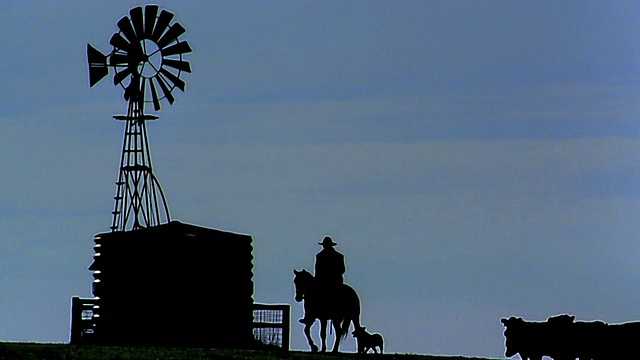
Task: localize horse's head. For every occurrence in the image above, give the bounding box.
[293,269,314,302]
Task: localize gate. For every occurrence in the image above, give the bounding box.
[252,303,290,349]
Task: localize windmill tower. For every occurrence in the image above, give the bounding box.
[87,4,191,231]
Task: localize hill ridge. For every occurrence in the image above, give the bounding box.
[0,342,504,360]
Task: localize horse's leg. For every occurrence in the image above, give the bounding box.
[303,321,318,352]
[319,319,328,352]
[331,320,343,353]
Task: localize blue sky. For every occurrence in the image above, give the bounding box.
[1,1,640,357]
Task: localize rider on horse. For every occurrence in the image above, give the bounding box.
[299,236,346,325]
[315,236,345,287]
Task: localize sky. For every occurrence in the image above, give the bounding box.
[1,0,640,358]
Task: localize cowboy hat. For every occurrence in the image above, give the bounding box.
[318,236,337,246]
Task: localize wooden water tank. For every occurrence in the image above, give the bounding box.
[89,221,254,347]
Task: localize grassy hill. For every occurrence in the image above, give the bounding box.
[0,343,503,360]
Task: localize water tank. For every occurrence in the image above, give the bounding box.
[89,221,254,347]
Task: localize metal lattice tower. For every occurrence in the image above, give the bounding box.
[86,5,192,231]
[110,101,169,231]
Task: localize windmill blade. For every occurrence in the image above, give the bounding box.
[163,59,191,73]
[113,67,132,86]
[156,76,175,104]
[150,10,174,42]
[109,33,131,52]
[144,5,159,38]
[157,23,186,49]
[109,53,129,66]
[161,41,192,57]
[87,44,109,87]
[149,77,161,111]
[129,6,144,38]
[116,16,138,44]
[159,68,185,91]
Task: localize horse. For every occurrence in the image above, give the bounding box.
[293,269,361,353]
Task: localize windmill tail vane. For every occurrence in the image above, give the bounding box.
[87,5,191,232]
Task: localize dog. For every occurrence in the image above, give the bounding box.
[352,326,384,354]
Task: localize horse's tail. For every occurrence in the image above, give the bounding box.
[342,314,362,340]
[353,312,361,331]
[341,318,352,339]
[342,284,361,339]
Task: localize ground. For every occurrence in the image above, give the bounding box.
[0,343,503,360]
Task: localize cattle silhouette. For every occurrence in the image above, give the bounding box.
[502,314,640,360]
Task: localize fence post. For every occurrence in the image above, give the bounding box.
[70,297,81,344]
[282,304,290,351]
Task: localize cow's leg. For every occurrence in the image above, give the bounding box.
[522,354,542,360]
[331,320,342,353]
[319,319,328,352]
[303,320,318,352]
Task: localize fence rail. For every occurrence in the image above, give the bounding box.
[70,297,290,349]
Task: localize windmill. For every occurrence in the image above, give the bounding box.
[87,4,191,231]
[72,6,287,348]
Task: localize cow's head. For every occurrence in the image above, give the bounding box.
[501,317,525,357]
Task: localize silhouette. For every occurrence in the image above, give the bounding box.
[501,314,640,359]
[352,326,384,354]
[314,236,346,289]
[87,4,192,232]
[83,221,255,347]
[501,316,552,360]
[77,5,290,350]
[293,269,361,353]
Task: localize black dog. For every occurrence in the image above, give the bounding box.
[352,326,384,354]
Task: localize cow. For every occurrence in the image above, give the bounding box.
[545,314,578,360]
[502,314,640,360]
[604,321,640,359]
[501,314,582,360]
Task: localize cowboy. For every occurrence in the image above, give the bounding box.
[314,236,346,289]
[298,236,348,326]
